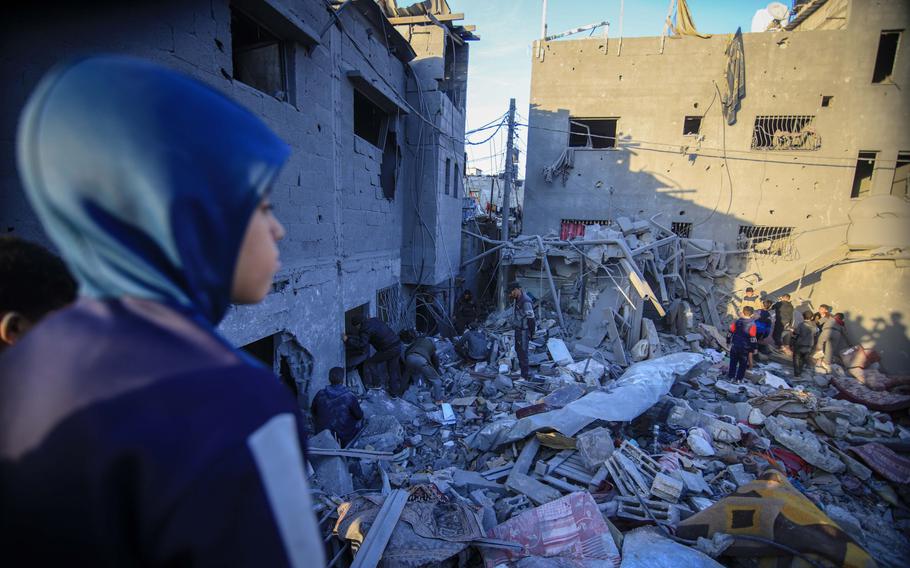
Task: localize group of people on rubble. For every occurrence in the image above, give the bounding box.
[727,286,851,382]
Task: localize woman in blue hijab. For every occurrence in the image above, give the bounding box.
[0,56,324,567]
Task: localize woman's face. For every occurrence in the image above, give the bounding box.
[231,198,285,304]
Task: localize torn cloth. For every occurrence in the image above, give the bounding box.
[722,28,746,125]
[671,0,711,39]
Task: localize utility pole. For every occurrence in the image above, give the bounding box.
[541,0,548,39]
[496,98,517,310]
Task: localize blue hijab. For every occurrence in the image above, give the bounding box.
[16,55,290,325]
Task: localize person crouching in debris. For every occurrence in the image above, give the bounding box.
[398,329,444,401]
[0,56,325,566]
[0,236,76,353]
[456,320,492,362]
[508,281,536,380]
[344,314,402,392]
[790,311,817,377]
[311,367,364,447]
[454,289,478,333]
[727,306,758,381]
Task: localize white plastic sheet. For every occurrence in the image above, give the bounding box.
[565,352,706,422]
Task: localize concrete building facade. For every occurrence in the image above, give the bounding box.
[0,0,475,403]
[522,0,910,372]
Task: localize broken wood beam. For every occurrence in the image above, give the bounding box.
[388,13,465,25]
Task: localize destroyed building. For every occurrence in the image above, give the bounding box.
[464,167,525,217]
[0,0,477,401]
[522,0,910,373]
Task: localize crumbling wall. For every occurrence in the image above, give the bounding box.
[523,0,910,370]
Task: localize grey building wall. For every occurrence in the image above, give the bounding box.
[0,0,469,401]
[523,0,910,371]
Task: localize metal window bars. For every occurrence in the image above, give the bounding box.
[737,225,796,258]
[376,284,405,332]
[751,115,821,151]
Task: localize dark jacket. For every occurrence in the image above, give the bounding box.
[510,292,535,334]
[406,337,440,368]
[350,317,400,352]
[457,329,492,360]
[455,296,478,322]
[729,317,758,351]
[1,56,320,566]
[772,301,794,328]
[791,320,817,351]
[311,384,363,446]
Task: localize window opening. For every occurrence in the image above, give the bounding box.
[569,118,617,149]
[683,116,702,136]
[560,219,611,240]
[892,152,910,197]
[444,158,451,195]
[751,115,820,150]
[380,129,399,200]
[243,334,275,369]
[820,95,833,107]
[353,89,389,148]
[231,7,290,101]
[872,30,901,84]
[453,163,460,199]
[671,222,693,238]
[851,151,877,198]
[738,226,795,257]
[376,284,404,332]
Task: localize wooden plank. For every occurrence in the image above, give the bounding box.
[604,308,628,366]
[620,259,666,317]
[626,294,644,350]
[506,472,561,505]
[388,12,465,25]
[350,489,409,568]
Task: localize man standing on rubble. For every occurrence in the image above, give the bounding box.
[311,367,363,447]
[816,304,847,370]
[728,306,758,381]
[791,311,817,377]
[508,281,536,380]
[344,314,401,392]
[771,293,795,349]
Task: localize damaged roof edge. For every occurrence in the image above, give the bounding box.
[346,0,417,63]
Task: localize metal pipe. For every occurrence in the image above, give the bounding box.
[461,243,507,268]
[535,235,566,332]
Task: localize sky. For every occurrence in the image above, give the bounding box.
[450,0,775,177]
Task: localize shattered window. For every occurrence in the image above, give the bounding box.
[738,225,794,257]
[891,152,910,197]
[851,151,877,198]
[376,284,404,331]
[231,7,291,102]
[751,115,820,150]
[569,118,617,149]
[671,222,692,238]
[872,30,901,84]
[354,89,389,148]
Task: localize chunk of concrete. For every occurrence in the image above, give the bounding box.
[309,429,354,496]
[576,426,615,469]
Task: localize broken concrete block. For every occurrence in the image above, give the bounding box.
[493,374,513,391]
[650,472,684,503]
[546,338,574,365]
[351,415,405,453]
[686,427,715,456]
[309,429,354,496]
[748,407,766,426]
[576,426,615,470]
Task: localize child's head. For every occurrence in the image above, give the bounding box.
[742,306,755,317]
[0,236,77,349]
[745,287,755,295]
[802,310,814,320]
[17,56,290,324]
[762,299,773,309]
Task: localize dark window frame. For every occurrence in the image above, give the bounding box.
[892,152,910,197]
[353,89,390,149]
[230,6,295,103]
[683,116,702,136]
[751,115,820,151]
[872,30,902,84]
[569,117,618,149]
[671,222,693,238]
[851,151,878,199]
[444,158,452,195]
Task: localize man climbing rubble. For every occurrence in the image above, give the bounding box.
[398,329,444,401]
[508,281,536,380]
[344,314,401,392]
[311,367,363,447]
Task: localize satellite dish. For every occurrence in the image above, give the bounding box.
[767,2,790,21]
[751,9,773,32]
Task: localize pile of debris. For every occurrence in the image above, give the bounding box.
[307,217,909,567]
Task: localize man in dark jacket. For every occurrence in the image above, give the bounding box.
[771,293,794,348]
[454,290,478,334]
[790,311,817,377]
[456,321,492,362]
[509,281,536,380]
[310,367,363,446]
[728,306,757,381]
[399,331,444,400]
[345,314,401,391]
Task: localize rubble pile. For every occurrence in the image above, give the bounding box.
[309,218,910,567]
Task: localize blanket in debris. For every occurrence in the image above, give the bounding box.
[335,487,486,566]
[676,470,876,567]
